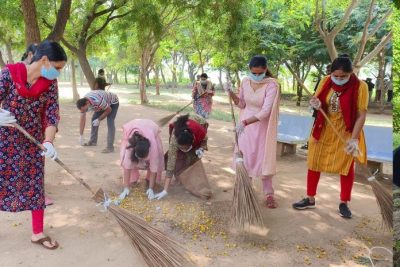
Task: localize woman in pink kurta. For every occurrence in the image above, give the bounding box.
[117,119,164,202]
[226,56,280,208]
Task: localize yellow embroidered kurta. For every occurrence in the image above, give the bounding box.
[308,77,368,176]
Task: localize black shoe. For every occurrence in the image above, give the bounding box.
[83,141,96,146]
[338,203,352,218]
[292,198,316,210]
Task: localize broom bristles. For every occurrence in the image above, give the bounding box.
[109,205,193,267]
[157,113,177,127]
[370,179,393,230]
[231,160,264,229]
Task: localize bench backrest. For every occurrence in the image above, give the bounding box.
[278,113,314,141]
[363,125,392,162]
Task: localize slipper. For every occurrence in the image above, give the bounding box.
[265,195,277,209]
[31,236,59,250]
[45,196,53,206]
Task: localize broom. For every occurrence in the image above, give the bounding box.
[286,64,393,230]
[157,91,208,127]
[11,123,194,267]
[226,80,264,229]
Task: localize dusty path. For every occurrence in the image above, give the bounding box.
[0,84,392,267]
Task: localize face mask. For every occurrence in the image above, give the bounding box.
[179,145,192,153]
[331,76,349,86]
[200,80,207,86]
[248,72,265,82]
[41,65,60,80]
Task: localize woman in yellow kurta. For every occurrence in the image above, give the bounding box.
[293,55,368,219]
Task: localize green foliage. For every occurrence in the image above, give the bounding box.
[394,5,400,134]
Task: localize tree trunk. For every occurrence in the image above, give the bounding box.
[0,51,5,67]
[378,48,386,111]
[296,68,303,106]
[146,70,152,86]
[5,42,14,63]
[218,68,223,91]
[79,64,84,86]
[155,66,160,95]
[71,58,80,101]
[21,0,41,45]
[235,71,241,89]
[77,51,95,89]
[160,64,167,86]
[46,0,72,42]
[140,54,149,104]
[187,60,196,83]
[125,69,128,84]
[114,70,119,84]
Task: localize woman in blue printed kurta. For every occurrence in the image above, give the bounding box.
[0,41,67,250]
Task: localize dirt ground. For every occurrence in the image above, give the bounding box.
[0,84,393,267]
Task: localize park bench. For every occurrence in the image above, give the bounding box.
[363,125,392,172]
[277,113,314,156]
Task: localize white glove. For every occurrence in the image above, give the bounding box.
[79,135,85,146]
[146,188,155,200]
[309,97,321,110]
[114,187,130,205]
[235,121,246,136]
[195,148,204,159]
[41,141,58,160]
[92,119,100,127]
[345,139,359,156]
[0,109,16,127]
[154,190,168,200]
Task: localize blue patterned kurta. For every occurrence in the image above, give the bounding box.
[0,67,60,212]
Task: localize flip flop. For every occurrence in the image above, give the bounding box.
[31,236,59,250]
[265,195,277,209]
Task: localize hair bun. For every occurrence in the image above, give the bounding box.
[338,54,350,58]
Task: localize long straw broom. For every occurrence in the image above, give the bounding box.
[226,81,264,229]
[157,91,208,127]
[286,64,392,229]
[12,123,194,267]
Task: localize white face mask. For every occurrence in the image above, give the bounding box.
[331,76,350,86]
[179,145,192,153]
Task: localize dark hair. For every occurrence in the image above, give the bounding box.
[31,40,67,63]
[249,55,274,78]
[200,73,208,79]
[174,114,194,146]
[331,54,353,73]
[127,132,150,163]
[21,44,38,62]
[98,69,104,75]
[76,98,89,109]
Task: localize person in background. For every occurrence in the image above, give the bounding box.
[76,90,119,153]
[93,69,111,90]
[116,119,164,203]
[293,55,368,219]
[364,78,375,104]
[192,73,215,119]
[225,55,280,208]
[0,40,67,249]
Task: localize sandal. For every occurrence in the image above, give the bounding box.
[265,195,277,209]
[31,236,59,250]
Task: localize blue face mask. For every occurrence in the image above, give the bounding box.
[331,76,349,86]
[248,72,265,82]
[41,65,60,80]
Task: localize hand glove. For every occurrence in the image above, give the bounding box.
[92,119,100,127]
[195,148,204,159]
[79,135,85,146]
[0,109,16,127]
[235,121,246,136]
[40,141,58,160]
[146,188,155,200]
[309,97,321,110]
[114,187,130,205]
[154,190,168,200]
[345,139,359,156]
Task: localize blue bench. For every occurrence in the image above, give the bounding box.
[277,113,314,156]
[363,125,392,172]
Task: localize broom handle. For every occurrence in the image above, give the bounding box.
[12,123,96,195]
[228,95,239,147]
